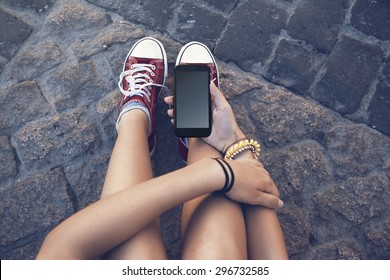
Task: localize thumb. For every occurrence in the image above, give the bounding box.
[210,82,228,108]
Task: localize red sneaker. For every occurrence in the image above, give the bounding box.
[116,37,168,156]
[175,41,220,163]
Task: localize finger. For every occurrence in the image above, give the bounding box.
[164,96,174,105]
[210,83,228,108]
[252,192,284,209]
[167,109,174,118]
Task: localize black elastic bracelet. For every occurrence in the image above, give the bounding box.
[213,158,229,192]
[220,158,235,193]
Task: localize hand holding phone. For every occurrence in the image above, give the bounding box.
[174,65,211,137]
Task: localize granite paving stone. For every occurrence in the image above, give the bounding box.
[247,87,336,147]
[287,0,348,53]
[172,2,227,46]
[42,60,115,112]
[364,220,390,259]
[312,36,385,114]
[0,136,18,180]
[0,8,32,60]
[1,0,390,260]
[266,39,323,94]
[368,81,390,135]
[310,240,364,260]
[215,0,288,71]
[0,81,50,132]
[351,0,390,41]
[12,108,102,169]
[0,168,74,245]
[324,124,390,179]
[6,39,62,81]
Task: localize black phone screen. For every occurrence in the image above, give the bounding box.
[174,65,211,137]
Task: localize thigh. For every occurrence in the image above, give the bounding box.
[181,138,247,259]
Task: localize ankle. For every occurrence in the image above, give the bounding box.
[117,109,149,135]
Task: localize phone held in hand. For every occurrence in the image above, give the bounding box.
[174,65,211,137]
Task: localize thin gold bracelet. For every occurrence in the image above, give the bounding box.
[224,139,261,160]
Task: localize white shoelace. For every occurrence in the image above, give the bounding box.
[118,63,170,102]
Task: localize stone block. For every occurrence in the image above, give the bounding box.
[215,0,288,71]
[368,81,390,136]
[64,153,110,210]
[287,0,348,53]
[314,173,388,225]
[6,39,62,81]
[118,0,175,32]
[43,0,111,35]
[267,39,322,93]
[0,81,50,132]
[351,0,390,41]
[71,23,144,59]
[0,136,18,179]
[262,141,332,202]
[310,240,363,260]
[203,0,239,13]
[95,90,118,143]
[84,0,120,9]
[247,88,335,147]
[218,61,267,99]
[278,207,310,256]
[12,108,101,168]
[43,60,115,112]
[0,0,56,13]
[365,220,390,259]
[0,9,32,60]
[313,36,384,114]
[0,169,74,245]
[173,2,227,45]
[324,124,390,179]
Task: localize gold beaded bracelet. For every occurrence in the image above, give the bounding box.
[224,139,261,160]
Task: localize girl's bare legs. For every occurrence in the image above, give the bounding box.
[100,110,166,259]
[181,138,247,259]
[234,151,288,259]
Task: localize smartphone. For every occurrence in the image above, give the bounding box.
[174,65,211,137]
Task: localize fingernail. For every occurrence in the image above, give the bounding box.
[277,199,284,208]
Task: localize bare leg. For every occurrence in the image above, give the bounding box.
[181,138,247,259]
[100,110,166,259]
[233,151,288,260]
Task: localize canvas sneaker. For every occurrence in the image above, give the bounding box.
[175,42,220,163]
[117,37,169,156]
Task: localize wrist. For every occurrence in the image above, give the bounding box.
[222,129,247,154]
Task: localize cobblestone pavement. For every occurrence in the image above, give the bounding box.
[1,0,389,260]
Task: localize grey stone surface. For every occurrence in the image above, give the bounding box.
[310,240,364,260]
[12,108,101,169]
[0,168,73,244]
[324,124,390,179]
[6,39,62,81]
[1,0,390,260]
[0,8,32,60]
[266,39,322,93]
[173,2,227,45]
[351,0,390,40]
[0,81,50,132]
[247,87,336,147]
[0,136,18,179]
[287,0,348,53]
[312,36,385,114]
[215,0,288,71]
[368,81,390,135]
[364,220,390,259]
[314,173,388,226]
[43,60,115,112]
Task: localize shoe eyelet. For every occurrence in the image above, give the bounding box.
[151,72,155,76]
[151,65,156,70]
[130,65,135,69]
